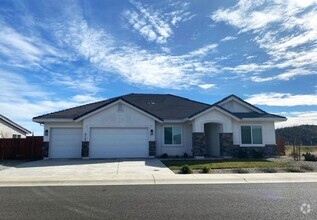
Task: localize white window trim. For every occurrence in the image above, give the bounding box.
[163,126,183,146]
[240,125,264,147]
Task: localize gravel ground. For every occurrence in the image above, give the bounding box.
[174,156,317,174]
[268,156,317,171]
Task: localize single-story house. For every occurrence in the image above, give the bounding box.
[33,94,286,159]
[0,114,31,138]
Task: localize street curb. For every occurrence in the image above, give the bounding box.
[1,173,317,187]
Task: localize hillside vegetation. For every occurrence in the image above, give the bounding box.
[276,125,317,146]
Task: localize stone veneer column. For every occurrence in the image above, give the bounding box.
[149,141,156,157]
[192,132,206,157]
[42,142,49,158]
[220,133,237,157]
[81,141,89,158]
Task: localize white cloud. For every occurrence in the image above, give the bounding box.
[50,73,102,94]
[246,93,317,106]
[275,111,317,128]
[123,1,173,44]
[53,5,218,89]
[0,70,105,135]
[251,68,313,82]
[220,36,237,42]
[123,1,194,44]
[211,0,317,81]
[198,84,215,89]
[71,95,103,103]
[0,22,68,68]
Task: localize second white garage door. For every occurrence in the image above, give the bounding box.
[90,128,149,158]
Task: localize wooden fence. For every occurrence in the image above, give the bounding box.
[276,136,286,156]
[0,136,43,160]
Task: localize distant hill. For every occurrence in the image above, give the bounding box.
[276,125,317,146]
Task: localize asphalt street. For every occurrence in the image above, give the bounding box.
[0,183,316,220]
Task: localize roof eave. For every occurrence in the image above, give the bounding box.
[32,118,75,123]
[241,117,287,122]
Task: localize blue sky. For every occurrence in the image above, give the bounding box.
[0,0,317,135]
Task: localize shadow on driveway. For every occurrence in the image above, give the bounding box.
[8,158,170,170]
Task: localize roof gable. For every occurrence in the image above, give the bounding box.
[215,95,265,113]
[0,114,31,134]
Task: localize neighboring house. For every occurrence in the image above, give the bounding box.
[0,114,31,138]
[33,94,286,159]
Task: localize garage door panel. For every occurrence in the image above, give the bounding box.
[50,128,82,158]
[90,128,148,158]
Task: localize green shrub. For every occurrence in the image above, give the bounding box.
[201,166,211,173]
[160,153,168,158]
[302,152,316,161]
[179,164,193,174]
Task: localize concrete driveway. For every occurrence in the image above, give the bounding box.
[0,159,174,184]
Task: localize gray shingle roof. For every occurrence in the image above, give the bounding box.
[0,114,31,134]
[33,93,286,121]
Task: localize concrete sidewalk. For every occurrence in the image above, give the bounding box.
[1,172,317,187]
[1,159,317,187]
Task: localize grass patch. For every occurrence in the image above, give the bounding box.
[161,159,290,171]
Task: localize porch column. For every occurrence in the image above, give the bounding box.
[192,132,206,157]
[81,141,89,158]
[219,133,237,156]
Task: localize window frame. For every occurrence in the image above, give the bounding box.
[240,125,264,146]
[163,126,183,146]
[12,134,21,139]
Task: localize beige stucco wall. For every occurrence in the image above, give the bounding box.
[83,102,155,142]
[155,122,192,156]
[232,120,276,145]
[0,120,27,138]
[192,109,233,133]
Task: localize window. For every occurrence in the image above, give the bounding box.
[12,134,21,139]
[164,127,182,145]
[241,125,262,145]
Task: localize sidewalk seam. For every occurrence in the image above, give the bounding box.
[152,174,156,184]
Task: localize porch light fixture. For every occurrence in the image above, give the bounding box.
[150,129,154,135]
[44,129,48,136]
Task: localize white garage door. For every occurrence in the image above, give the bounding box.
[90,128,149,158]
[50,128,82,158]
